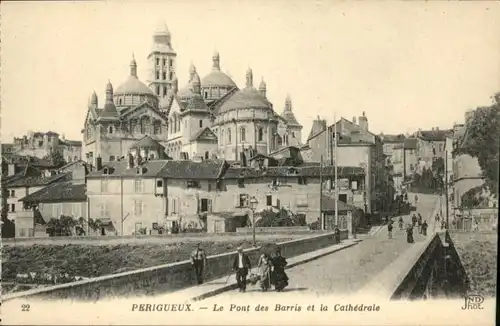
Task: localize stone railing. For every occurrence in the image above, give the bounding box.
[3,231,347,302]
[235,226,310,233]
[390,231,469,300]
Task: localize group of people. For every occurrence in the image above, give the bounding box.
[190,243,289,293]
[387,211,430,243]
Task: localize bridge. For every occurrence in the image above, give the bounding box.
[2,193,469,303]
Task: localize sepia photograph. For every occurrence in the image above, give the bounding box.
[0,1,498,325]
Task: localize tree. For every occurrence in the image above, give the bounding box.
[43,150,67,168]
[455,94,500,198]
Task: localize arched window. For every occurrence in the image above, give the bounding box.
[140,120,146,134]
[228,128,232,143]
[292,131,295,138]
[205,151,209,160]
[156,85,160,95]
[199,120,203,128]
[108,125,114,134]
[240,127,246,142]
[162,72,166,80]
[153,120,161,135]
[118,98,123,105]
[258,128,263,142]
[168,119,173,134]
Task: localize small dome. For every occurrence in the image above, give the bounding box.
[218,87,272,113]
[201,71,237,89]
[115,76,155,96]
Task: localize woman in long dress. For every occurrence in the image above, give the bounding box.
[257,253,271,291]
[271,249,289,292]
[406,224,414,243]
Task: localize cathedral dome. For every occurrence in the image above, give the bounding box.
[200,52,237,97]
[113,55,158,108]
[115,76,155,96]
[201,70,237,89]
[218,68,272,114]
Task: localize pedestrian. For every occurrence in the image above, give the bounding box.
[271,248,289,292]
[406,224,414,243]
[412,214,417,227]
[257,253,271,291]
[398,216,404,230]
[190,242,207,285]
[421,220,428,236]
[334,225,341,244]
[414,194,418,205]
[418,215,423,234]
[232,245,251,292]
[435,213,440,222]
[388,221,393,239]
[441,219,446,230]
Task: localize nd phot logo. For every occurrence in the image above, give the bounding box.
[461,294,484,310]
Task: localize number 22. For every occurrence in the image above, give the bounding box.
[21,304,30,312]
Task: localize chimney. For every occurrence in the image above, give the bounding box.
[352,116,357,124]
[128,153,134,169]
[432,127,435,131]
[96,155,103,171]
[8,163,16,176]
[358,111,368,131]
[436,127,439,131]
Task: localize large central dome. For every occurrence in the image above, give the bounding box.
[201,70,237,89]
[113,55,158,108]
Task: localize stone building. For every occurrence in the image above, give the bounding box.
[301,113,387,214]
[10,132,82,162]
[82,23,303,166]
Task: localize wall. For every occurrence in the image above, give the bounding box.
[217,176,363,224]
[15,210,35,237]
[87,177,166,235]
[6,186,45,222]
[403,148,418,178]
[390,231,469,300]
[3,231,347,301]
[38,202,87,222]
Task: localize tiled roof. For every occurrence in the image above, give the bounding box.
[6,172,71,188]
[404,138,418,149]
[58,160,88,172]
[307,118,327,140]
[417,129,452,141]
[158,159,228,180]
[218,87,273,113]
[184,93,209,111]
[2,154,54,168]
[222,165,365,179]
[130,136,165,150]
[60,139,82,147]
[87,160,169,178]
[190,127,218,142]
[19,182,86,204]
[381,134,406,143]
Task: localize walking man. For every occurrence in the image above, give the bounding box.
[232,246,251,292]
[190,243,207,285]
[388,221,393,239]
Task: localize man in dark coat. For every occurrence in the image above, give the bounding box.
[232,246,251,292]
[190,243,207,285]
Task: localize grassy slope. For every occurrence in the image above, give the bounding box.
[450,232,498,297]
[2,236,298,281]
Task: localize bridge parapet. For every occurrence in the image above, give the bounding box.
[362,231,469,300]
[3,231,347,302]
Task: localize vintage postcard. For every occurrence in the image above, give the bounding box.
[1,1,498,325]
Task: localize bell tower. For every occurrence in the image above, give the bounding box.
[147,22,177,98]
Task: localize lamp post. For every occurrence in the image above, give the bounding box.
[249,196,259,247]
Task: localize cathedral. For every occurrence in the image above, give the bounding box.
[82,23,303,166]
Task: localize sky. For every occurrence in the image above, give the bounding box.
[1,1,499,143]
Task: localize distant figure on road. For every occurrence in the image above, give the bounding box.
[417,214,423,233]
[388,221,393,239]
[435,213,440,222]
[334,226,341,244]
[271,248,289,292]
[398,217,404,230]
[233,246,251,292]
[412,214,417,227]
[414,194,419,205]
[421,220,428,236]
[441,219,446,230]
[406,224,415,243]
[190,243,207,285]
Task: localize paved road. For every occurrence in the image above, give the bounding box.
[205,193,440,300]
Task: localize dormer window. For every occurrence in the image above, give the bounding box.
[136,167,147,175]
[103,167,109,175]
[187,180,200,188]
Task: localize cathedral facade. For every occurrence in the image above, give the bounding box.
[82,23,303,166]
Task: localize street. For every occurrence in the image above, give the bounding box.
[203,193,440,300]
